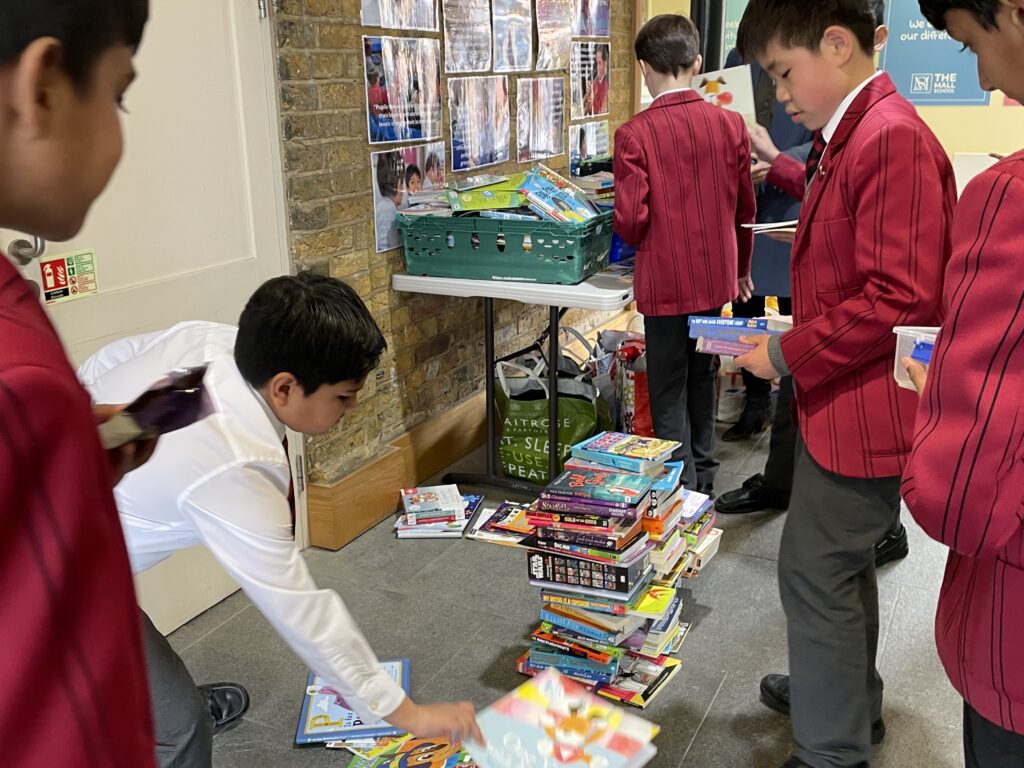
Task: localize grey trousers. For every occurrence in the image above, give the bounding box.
[779,439,900,767]
[141,611,215,768]
[643,311,720,488]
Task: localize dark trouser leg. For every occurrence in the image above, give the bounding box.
[763,374,795,491]
[779,438,899,767]
[141,610,215,768]
[645,311,719,488]
[964,701,1024,767]
[732,296,772,411]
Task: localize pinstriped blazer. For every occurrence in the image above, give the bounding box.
[613,89,756,317]
[779,73,956,478]
[903,150,1024,734]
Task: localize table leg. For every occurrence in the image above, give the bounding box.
[548,305,560,482]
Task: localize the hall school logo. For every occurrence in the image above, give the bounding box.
[911,74,933,94]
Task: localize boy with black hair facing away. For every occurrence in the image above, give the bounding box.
[0,1,158,765]
[734,1,956,766]
[614,13,756,494]
[78,273,484,768]
[900,1,1024,764]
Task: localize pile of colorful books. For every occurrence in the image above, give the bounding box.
[393,484,483,539]
[514,432,721,708]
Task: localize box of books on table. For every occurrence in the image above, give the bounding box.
[466,669,659,768]
[511,433,722,710]
[397,164,613,286]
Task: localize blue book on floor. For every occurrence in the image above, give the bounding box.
[294,659,410,745]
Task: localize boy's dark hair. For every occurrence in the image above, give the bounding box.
[918,0,999,30]
[635,15,700,76]
[869,0,886,27]
[424,152,441,174]
[235,273,386,393]
[405,164,422,185]
[737,0,877,60]
[0,0,148,90]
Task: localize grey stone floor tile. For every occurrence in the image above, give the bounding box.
[716,508,787,562]
[167,589,251,654]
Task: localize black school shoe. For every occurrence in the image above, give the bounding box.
[722,407,770,442]
[715,474,790,514]
[781,758,868,768]
[198,682,250,734]
[760,674,886,745]
[874,523,910,568]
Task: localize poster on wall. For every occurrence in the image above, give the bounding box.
[361,0,438,31]
[449,76,511,171]
[879,0,990,105]
[573,0,610,37]
[493,0,533,72]
[721,0,750,56]
[536,0,573,70]
[517,78,566,162]
[363,36,442,145]
[442,0,492,73]
[371,142,446,253]
[695,64,756,127]
[569,120,609,176]
[570,42,610,119]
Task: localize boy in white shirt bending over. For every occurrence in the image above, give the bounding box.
[79,273,482,768]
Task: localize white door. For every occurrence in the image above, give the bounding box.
[2,0,294,634]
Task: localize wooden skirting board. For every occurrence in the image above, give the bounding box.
[307,308,640,551]
[307,391,488,550]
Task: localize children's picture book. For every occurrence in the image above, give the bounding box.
[543,469,654,504]
[519,164,599,224]
[694,64,756,127]
[344,735,475,767]
[452,173,509,191]
[466,501,536,547]
[596,654,681,709]
[570,432,680,474]
[395,494,484,538]
[295,660,410,745]
[465,668,659,768]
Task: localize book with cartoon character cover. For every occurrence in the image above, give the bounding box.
[465,668,659,768]
[295,659,410,745]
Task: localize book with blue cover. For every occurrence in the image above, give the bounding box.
[570,432,680,474]
[295,659,410,745]
[687,316,790,356]
[465,669,659,768]
[543,468,654,505]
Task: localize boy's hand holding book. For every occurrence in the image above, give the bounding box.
[735,335,780,380]
[387,698,485,746]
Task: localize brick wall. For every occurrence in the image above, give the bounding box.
[273,0,637,483]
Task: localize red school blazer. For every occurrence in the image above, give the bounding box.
[780,73,956,478]
[902,150,1024,734]
[614,89,756,317]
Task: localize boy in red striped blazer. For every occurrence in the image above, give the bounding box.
[902,1,1024,764]
[734,1,956,766]
[613,13,756,494]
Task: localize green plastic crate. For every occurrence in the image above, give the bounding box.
[396,210,613,285]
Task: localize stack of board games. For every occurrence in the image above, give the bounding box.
[394,485,482,539]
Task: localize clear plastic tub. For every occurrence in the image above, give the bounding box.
[893,326,940,390]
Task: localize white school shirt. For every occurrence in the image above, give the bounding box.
[822,70,885,143]
[77,321,406,723]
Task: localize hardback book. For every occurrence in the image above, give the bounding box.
[527,549,651,595]
[399,485,465,524]
[543,469,654,505]
[537,516,643,551]
[465,669,659,768]
[570,432,680,474]
[295,660,410,745]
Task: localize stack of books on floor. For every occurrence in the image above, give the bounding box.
[393,484,483,539]
[465,500,536,547]
[514,432,722,708]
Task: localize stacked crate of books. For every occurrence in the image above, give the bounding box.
[516,432,721,708]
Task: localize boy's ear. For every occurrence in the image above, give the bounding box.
[873,25,889,52]
[692,54,704,77]
[8,37,70,137]
[267,372,301,407]
[821,24,858,65]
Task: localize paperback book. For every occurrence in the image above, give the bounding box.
[543,469,654,505]
[465,669,659,768]
[687,316,790,356]
[295,660,410,745]
[527,549,651,595]
[570,432,680,474]
[400,485,466,524]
